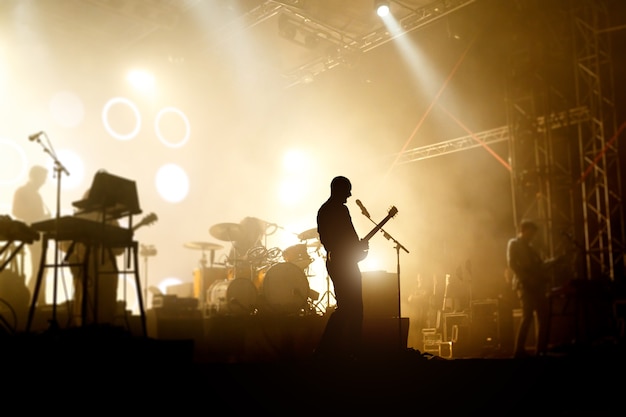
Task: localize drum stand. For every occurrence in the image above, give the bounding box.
[314,273,335,315]
[196,247,215,308]
[140,244,156,309]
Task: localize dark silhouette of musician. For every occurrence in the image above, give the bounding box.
[11,165,50,305]
[227,216,266,280]
[407,273,433,346]
[507,220,549,357]
[60,188,123,326]
[315,176,368,360]
[232,216,265,261]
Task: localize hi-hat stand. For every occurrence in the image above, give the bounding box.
[140,244,157,309]
[312,248,335,315]
[315,272,336,315]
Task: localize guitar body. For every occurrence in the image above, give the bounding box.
[356,248,369,262]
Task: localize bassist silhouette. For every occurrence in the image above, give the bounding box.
[314,176,397,361]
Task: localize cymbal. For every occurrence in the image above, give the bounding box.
[298,228,319,241]
[209,222,243,241]
[184,241,224,251]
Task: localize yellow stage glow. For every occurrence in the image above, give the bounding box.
[360,256,383,273]
[0,40,8,91]
[0,139,28,186]
[278,178,306,206]
[157,277,183,295]
[118,275,140,314]
[49,149,85,191]
[277,149,310,206]
[49,91,85,128]
[282,149,308,172]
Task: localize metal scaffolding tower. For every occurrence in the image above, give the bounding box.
[572,0,625,281]
[396,0,625,282]
[505,0,581,273]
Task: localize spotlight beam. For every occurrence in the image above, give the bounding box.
[386,33,478,176]
[282,0,477,86]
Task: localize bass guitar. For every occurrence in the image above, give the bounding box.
[356,206,398,261]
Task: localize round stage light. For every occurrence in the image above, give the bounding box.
[102,97,141,141]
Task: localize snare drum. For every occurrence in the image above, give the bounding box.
[258,262,310,314]
[282,243,312,270]
[193,267,227,304]
[206,278,257,316]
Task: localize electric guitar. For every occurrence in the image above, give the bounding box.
[356,206,398,261]
[132,212,158,232]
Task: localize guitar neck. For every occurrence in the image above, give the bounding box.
[362,214,393,242]
[132,213,157,231]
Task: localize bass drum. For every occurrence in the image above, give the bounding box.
[206,278,257,316]
[258,262,309,314]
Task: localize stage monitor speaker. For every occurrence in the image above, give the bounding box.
[471,299,500,351]
[167,282,194,298]
[362,270,399,319]
[362,317,410,353]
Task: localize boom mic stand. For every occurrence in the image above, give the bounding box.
[30,131,70,331]
[360,208,409,351]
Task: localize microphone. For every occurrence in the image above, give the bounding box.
[355,199,370,218]
[28,131,44,141]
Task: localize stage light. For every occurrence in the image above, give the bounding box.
[155,106,190,148]
[375,1,390,18]
[102,97,142,141]
[155,163,189,203]
[126,69,155,93]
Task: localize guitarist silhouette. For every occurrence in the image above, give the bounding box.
[314,176,397,361]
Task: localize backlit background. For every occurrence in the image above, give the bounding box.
[1,0,624,332]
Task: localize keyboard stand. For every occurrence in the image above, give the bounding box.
[25,232,147,337]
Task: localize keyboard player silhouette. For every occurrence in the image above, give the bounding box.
[29,170,147,333]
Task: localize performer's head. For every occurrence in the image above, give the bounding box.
[519,219,538,240]
[237,216,264,249]
[28,165,48,188]
[330,176,352,201]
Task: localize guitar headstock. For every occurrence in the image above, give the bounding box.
[139,212,158,227]
[388,206,398,218]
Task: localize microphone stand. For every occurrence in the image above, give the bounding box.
[32,132,70,332]
[140,244,157,310]
[361,212,409,352]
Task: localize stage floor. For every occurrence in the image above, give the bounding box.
[4,304,625,415]
[1,326,624,416]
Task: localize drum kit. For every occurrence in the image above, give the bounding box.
[184,220,324,317]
